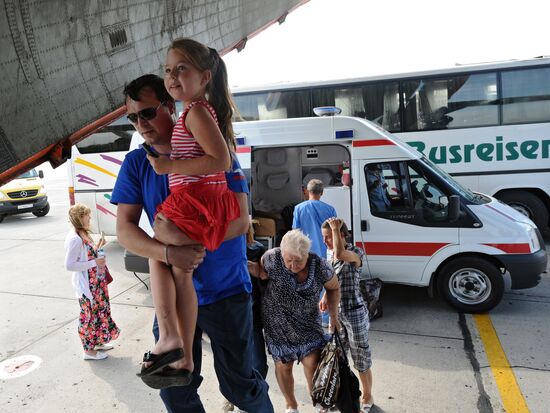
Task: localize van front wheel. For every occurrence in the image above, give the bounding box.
[32,203,50,217]
[437,257,504,313]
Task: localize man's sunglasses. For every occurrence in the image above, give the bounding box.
[127,102,164,123]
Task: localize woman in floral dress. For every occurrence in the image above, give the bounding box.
[64,203,120,360]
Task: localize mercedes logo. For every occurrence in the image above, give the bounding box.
[20,190,27,197]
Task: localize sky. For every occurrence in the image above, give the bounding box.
[223,0,549,88]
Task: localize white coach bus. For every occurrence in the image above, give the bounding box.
[232,57,550,232]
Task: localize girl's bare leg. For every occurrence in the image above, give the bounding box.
[154,213,195,246]
[152,217,197,372]
[171,265,196,373]
[146,258,184,367]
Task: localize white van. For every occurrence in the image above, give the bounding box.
[234,114,547,312]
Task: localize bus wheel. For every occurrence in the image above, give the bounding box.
[498,190,548,231]
[32,203,50,217]
[437,256,504,313]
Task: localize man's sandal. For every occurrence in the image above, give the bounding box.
[140,366,192,389]
[136,348,184,377]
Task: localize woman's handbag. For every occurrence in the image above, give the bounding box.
[311,334,342,408]
[105,267,113,284]
[334,332,362,413]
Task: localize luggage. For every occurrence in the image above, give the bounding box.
[360,278,383,320]
[311,335,342,408]
[334,332,361,413]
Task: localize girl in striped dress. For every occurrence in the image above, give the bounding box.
[137,38,241,385]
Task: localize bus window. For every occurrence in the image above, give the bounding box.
[234,89,311,121]
[403,73,498,131]
[501,67,550,124]
[363,82,400,132]
[312,82,401,132]
[313,86,364,117]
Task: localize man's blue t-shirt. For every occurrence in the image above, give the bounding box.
[292,200,337,258]
[111,148,251,305]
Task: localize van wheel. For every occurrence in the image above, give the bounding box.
[498,190,548,231]
[437,256,504,313]
[32,203,50,217]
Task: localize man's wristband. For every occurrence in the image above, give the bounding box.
[164,245,170,265]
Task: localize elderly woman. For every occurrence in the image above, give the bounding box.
[252,229,340,413]
[321,217,374,413]
[64,203,119,360]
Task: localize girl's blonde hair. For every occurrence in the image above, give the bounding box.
[280,229,311,260]
[168,38,236,152]
[68,203,91,232]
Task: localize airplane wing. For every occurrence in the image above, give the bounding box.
[0,0,308,184]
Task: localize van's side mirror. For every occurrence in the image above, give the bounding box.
[448,195,460,222]
[38,170,44,179]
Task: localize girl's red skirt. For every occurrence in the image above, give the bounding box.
[157,177,240,251]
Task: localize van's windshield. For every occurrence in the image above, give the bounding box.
[17,169,38,179]
[419,157,485,204]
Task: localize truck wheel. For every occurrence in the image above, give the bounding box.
[437,256,504,313]
[498,190,549,231]
[32,203,50,217]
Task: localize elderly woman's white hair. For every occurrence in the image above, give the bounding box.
[280,229,311,259]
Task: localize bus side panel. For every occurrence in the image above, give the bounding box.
[71,150,124,235]
[75,192,99,233]
[94,190,118,236]
[478,172,550,200]
[399,124,550,196]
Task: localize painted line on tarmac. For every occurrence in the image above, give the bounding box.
[474,314,530,413]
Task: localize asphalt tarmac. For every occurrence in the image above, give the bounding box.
[1,164,549,412]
